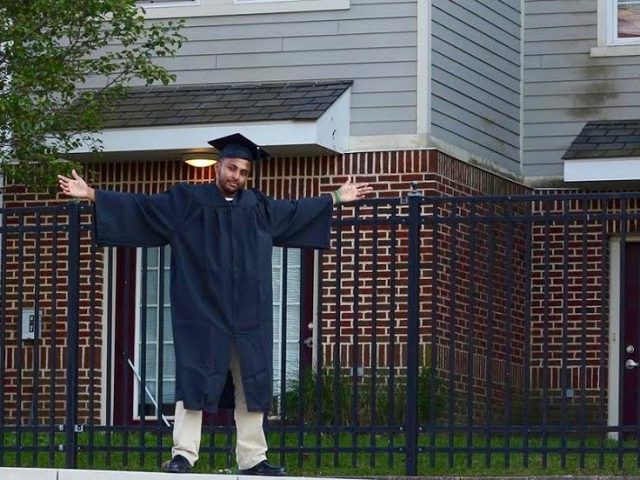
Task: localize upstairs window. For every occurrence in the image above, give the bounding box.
[616,0,640,42]
[136,0,349,18]
[137,0,197,6]
[593,0,640,56]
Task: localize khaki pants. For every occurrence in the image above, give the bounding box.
[171,344,268,469]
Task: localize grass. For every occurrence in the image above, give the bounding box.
[2,430,640,476]
[0,371,636,475]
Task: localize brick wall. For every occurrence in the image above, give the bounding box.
[1,161,215,425]
[528,195,640,423]
[2,149,549,426]
[1,188,100,425]
[279,149,532,423]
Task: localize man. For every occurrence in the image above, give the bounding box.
[58,133,373,475]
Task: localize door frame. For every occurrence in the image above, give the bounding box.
[607,236,640,439]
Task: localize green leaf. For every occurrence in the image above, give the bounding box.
[0,0,185,188]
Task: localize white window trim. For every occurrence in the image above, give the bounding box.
[137,0,349,18]
[592,0,640,57]
[133,250,146,421]
[102,248,116,425]
[607,236,621,440]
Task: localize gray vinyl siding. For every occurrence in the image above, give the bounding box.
[430,0,522,175]
[523,0,640,180]
[158,0,417,137]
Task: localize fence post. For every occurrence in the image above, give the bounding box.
[405,183,423,476]
[65,202,81,468]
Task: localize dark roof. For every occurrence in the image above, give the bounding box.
[563,120,640,160]
[102,80,353,129]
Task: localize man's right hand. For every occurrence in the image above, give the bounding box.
[58,169,96,202]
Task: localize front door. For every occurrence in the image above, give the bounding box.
[622,242,640,427]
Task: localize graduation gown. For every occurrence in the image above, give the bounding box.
[93,183,333,412]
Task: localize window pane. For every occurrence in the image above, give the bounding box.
[272,247,302,396]
[163,270,170,303]
[272,248,282,268]
[146,275,158,305]
[618,1,640,38]
[145,307,158,341]
[144,344,157,373]
[286,310,300,335]
[146,248,158,268]
[144,380,157,410]
[163,307,172,335]
[162,381,176,403]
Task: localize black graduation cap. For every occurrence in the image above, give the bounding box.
[207,133,270,162]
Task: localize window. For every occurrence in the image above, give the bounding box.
[617,0,640,39]
[134,246,175,420]
[136,0,349,18]
[131,246,304,420]
[136,0,197,10]
[593,0,640,56]
[271,247,302,396]
[138,0,196,3]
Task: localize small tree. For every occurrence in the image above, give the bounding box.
[0,0,184,188]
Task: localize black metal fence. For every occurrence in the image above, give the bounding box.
[2,191,640,474]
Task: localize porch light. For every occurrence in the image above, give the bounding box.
[182,153,217,168]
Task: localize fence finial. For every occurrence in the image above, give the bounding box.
[408,181,422,197]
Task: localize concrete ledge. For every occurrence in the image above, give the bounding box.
[2,470,640,480]
[0,467,58,480]
[1,469,233,480]
[59,469,229,479]
[373,478,640,480]
[0,469,345,480]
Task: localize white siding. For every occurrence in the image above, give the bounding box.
[523,0,640,180]
[431,0,522,174]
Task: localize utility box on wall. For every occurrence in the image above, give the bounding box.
[21,308,40,341]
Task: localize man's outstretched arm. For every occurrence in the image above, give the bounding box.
[269,176,375,248]
[58,169,182,247]
[58,169,96,202]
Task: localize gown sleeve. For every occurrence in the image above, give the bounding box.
[267,194,333,249]
[93,185,188,247]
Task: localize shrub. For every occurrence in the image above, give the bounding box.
[274,367,445,426]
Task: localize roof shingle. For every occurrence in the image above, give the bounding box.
[102,80,353,129]
[563,120,640,159]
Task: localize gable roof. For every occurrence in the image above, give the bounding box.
[102,80,353,129]
[563,120,640,160]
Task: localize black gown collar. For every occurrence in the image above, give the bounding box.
[195,183,245,207]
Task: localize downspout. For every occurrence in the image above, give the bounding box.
[519,0,525,178]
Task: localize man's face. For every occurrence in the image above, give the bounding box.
[214,157,252,196]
